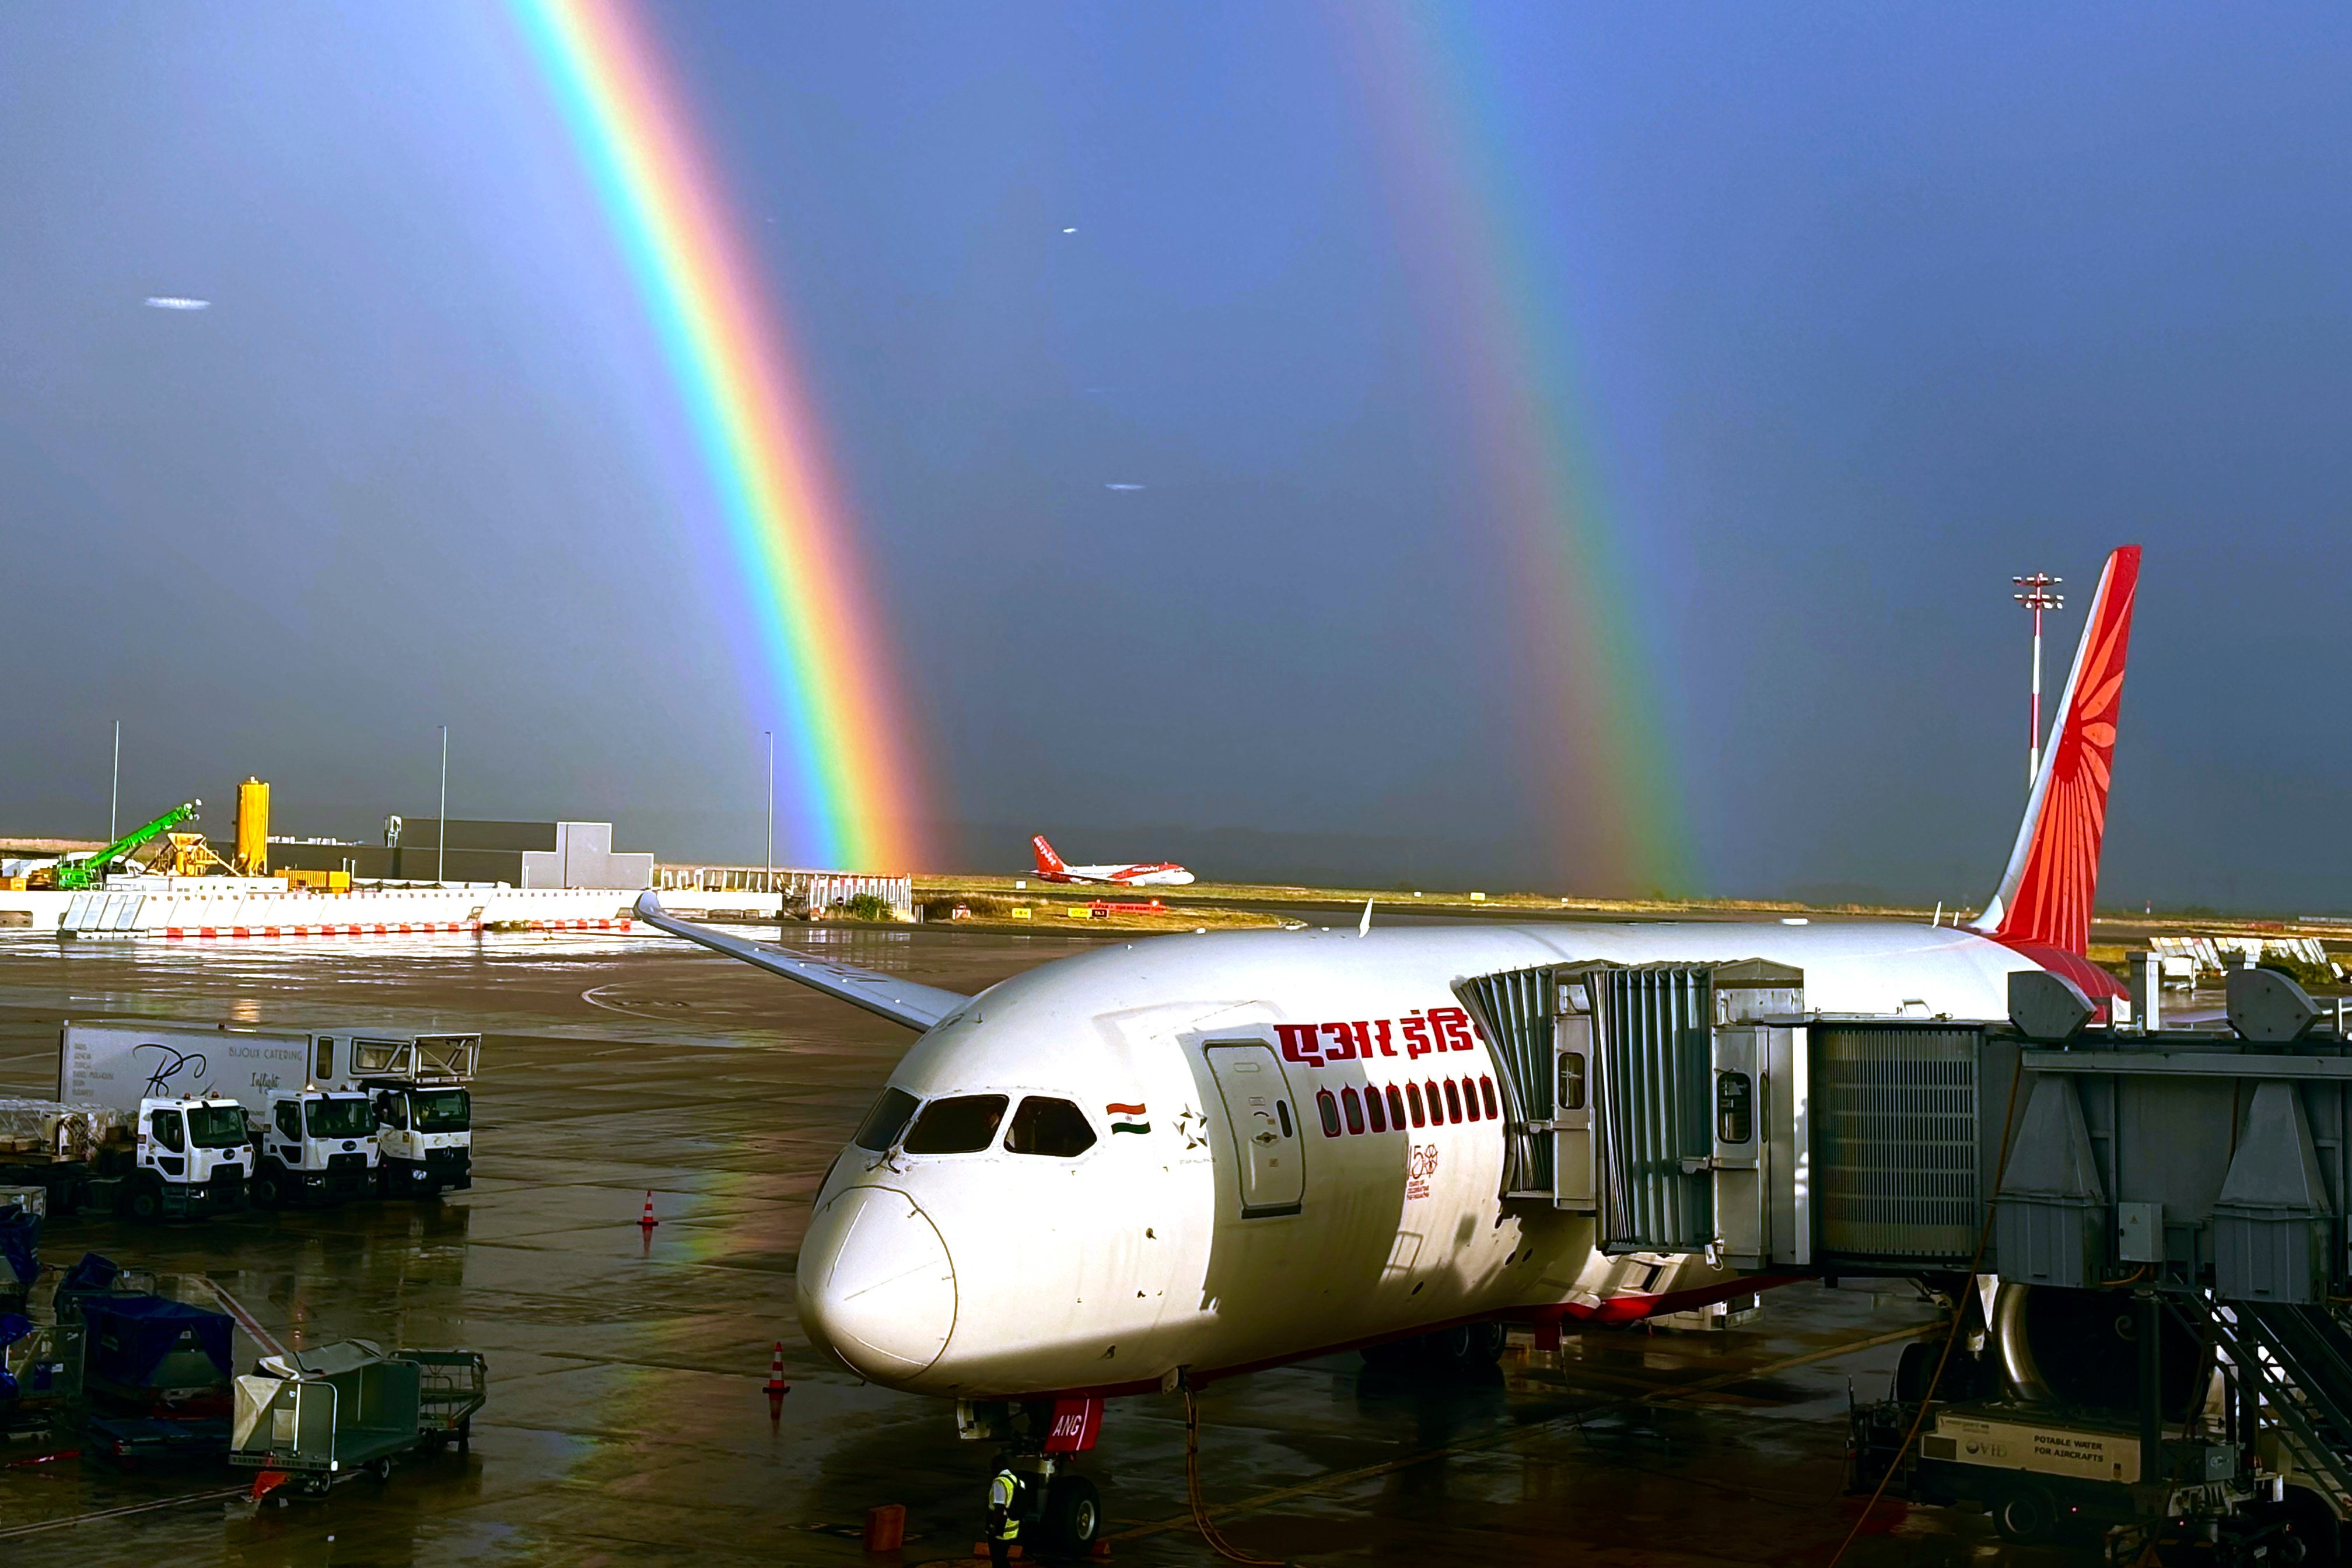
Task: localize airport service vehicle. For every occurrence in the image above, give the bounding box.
[1847,1261,2352,1560]
[230,1340,486,1493]
[337,1034,478,1199]
[640,548,2144,1552]
[1029,835,1195,887]
[57,1023,478,1208]
[0,1096,247,1220]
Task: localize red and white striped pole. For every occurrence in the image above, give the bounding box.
[2011,572,2064,790]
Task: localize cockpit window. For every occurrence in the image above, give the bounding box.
[1003,1097,1097,1158]
[903,1094,1009,1154]
[853,1087,921,1152]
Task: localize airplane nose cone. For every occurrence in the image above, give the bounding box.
[796,1185,957,1381]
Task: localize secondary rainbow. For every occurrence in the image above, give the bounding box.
[1332,10,1690,894]
[510,0,925,870]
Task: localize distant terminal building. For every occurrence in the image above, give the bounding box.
[654,863,915,920]
[262,820,654,890]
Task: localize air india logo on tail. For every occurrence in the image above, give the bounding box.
[1974,545,2141,958]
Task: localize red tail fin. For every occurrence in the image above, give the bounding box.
[1031,835,1068,876]
[1971,545,2141,955]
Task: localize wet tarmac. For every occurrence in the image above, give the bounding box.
[0,927,2077,1565]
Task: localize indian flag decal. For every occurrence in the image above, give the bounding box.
[1107,1101,1149,1135]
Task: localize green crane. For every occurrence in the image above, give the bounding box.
[37,800,201,890]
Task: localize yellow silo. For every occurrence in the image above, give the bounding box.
[236,777,270,874]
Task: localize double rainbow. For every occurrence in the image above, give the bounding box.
[512,0,924,871]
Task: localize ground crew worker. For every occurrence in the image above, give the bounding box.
[986,1464,1025,1566]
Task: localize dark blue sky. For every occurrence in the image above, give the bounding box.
[2,4,2346,908]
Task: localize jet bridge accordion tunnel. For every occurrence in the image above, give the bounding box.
[1454,959,2352,1307]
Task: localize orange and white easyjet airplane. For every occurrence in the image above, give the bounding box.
[636,546,2141,1553]
[1028,834,1196,887]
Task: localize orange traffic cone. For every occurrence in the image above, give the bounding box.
[765,1341,790,1423]
[638,1191,659,1228]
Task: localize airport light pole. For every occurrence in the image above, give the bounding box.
[109,720,120,841]
[437,726,449,887]
[763,730,774,898]
[2012,573,2064,789]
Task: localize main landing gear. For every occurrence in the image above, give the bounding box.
[957,1398,1106,1562]
[1359,1320,1508,1377]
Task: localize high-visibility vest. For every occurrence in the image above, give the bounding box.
[989,1471,1022,1539]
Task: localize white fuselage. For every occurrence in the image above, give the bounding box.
[1040,863,1196,887]
[796,918,2039,1401]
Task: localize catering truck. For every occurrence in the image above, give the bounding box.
[0,1095,249,1220]
[56,1021,480,1208]
[337,1033,477,1199]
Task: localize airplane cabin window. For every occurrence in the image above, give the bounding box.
[1462,1081,1480,1121]
[1386,1086,1406,1128]
[853,1087,922,1152]
[1444,1080,1464,1123]
[1004,1097,1098,1157]
[1315,1090,1340,1138]
[1340,1087,1364,1134]
[1425,1080,1442,1123]
[1479,1076,1500,1119]
[1406,1083,1426,1127]
[1365,1086,1388,1133]
[1276,1099,1293,1138]
[904,1094,1009,1154]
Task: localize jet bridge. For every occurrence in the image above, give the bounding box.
[1461,956,2352,1534]
[1458,958,2352,1294]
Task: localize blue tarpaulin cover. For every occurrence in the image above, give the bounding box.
[0,1311,26,1404]
[0,1210,34,1286]
[60,1253,118,1294]
[84,1295,232,1386]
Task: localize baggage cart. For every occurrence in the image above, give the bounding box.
[230,1340,422,1493]
[404,1348,487,1454]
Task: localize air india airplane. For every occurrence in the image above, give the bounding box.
[635,545,2141,1557]
[1028,834,1195,887]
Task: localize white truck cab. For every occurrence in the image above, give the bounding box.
[128,1093,251,1219]
[369,1083,473,1198]
[324,1033,478,1200]
[250,1088,380,1207]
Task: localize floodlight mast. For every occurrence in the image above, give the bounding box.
[2012,572,2065,788]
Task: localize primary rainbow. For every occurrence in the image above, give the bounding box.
[511,0,925,871]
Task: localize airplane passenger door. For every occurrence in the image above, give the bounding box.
[1204,1043,1304,1218]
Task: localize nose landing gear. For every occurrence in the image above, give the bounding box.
[959,1398,1108,1563]
[1040,1469,1102,1559]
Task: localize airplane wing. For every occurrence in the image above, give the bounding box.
[631,892,965,1032]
